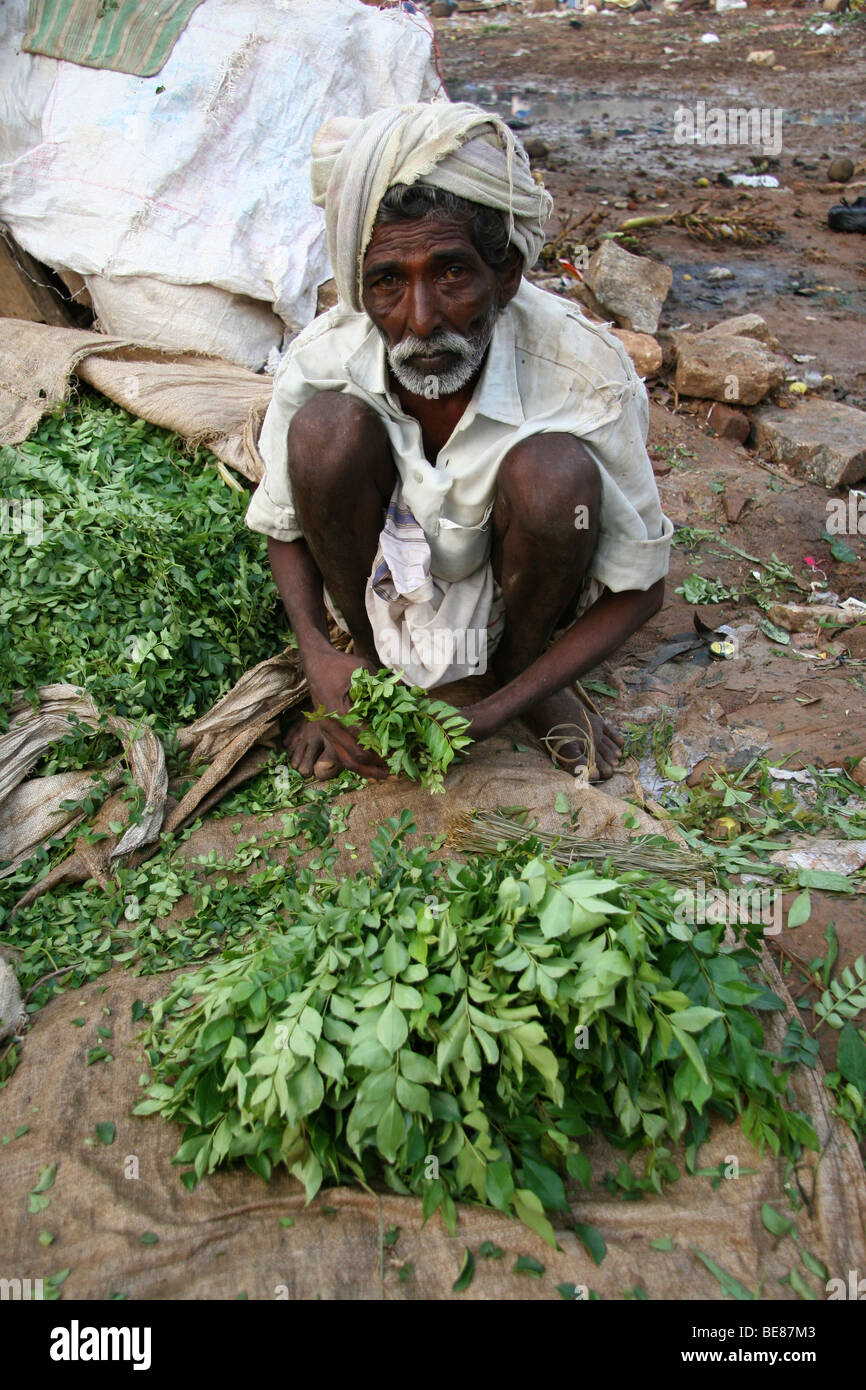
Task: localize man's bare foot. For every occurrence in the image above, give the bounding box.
[284,720,341,780]
[521,687,624,780]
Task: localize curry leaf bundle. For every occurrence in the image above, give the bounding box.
[309,667,473,793]
[135,818,818,1241]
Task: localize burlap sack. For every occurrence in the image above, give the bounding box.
[2,736,864,1301]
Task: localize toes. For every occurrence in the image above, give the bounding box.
[598,736,621,767]
[292,729,325,778]
[591,753,615,781]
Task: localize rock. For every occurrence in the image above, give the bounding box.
[751,400,866,488]
[584,241,672,335]
[852,755,866,788]
[845,626,866,660]
[822,0,847,10]
[708,266,734,282]
[746,49,775,64]
[723,487,752,523]
[827,156,855,183]
[767,602,858,633]
[707,401,751,444]
[703,312,777,349]
[315,278,338,315]
[529,0,557,10]
[675,333,787,406]
[430,0,454,14]
[609,328,663,377]
[522,136,551,162]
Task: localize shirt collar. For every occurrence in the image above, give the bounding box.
[344,301,526,427]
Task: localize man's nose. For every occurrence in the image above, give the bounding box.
[404,278,442,341]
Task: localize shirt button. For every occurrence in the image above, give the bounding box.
[413,469,424,484]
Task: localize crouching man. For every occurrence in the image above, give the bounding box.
[246,102,672,781]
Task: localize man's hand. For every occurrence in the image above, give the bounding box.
[303,648,390,779]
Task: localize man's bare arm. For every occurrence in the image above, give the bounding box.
[463,580,665,740]
[267,537,388,777]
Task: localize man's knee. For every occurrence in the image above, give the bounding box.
[496,434,601,541]
[287,391,390,492]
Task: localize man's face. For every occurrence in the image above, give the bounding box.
[361,216,507,398]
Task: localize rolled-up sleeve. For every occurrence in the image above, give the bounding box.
[245,356,312,543]
[572,353,672,593]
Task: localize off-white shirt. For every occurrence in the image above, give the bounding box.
[246,278,673,594]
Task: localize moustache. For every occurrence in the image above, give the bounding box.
[387,331,474,367]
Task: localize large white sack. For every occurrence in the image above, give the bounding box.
[85,273,285,370]
[0,0,437,353]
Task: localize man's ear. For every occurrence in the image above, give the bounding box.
[496,246,523,307]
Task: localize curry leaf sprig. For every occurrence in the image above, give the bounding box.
[309,668,473,793]
[135,817,818,1243]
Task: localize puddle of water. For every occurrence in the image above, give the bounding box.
[449,80,866,179]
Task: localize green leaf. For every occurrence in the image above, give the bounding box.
[650,1236,675,1251]
[513,1189,558,1250]
[452,1248,475,1293]
[801,1250,828,1282]
[32,1164,57,1194]
[375,1099,405,1163]
[573,1221,606,1267]
[781,1267,817,1301]
[691,1247,756,1300]
[837,1022,866,1093]
[479,1241,503,1259]
[514,1255,545,1278]
[761,1203,796,1240]
[797,869,854,895]
[95,1122,116,1146]
[485,1158,514,1212]
[376,1000,408,1055]
[200,1015,234,1050]
[787,890,811,929]
[668,1006,722,1033]
[139,1231,159,1245]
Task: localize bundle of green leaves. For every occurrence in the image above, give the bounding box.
[0,393,287,731]
[136,816,817,1243]
[309,667,472,793]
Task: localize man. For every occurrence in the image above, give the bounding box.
[246,102,672,782]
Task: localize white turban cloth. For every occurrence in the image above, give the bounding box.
[310,102,554,312]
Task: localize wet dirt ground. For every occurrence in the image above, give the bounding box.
[438,3,866,1060]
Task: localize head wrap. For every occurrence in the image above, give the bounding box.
[310,101,554,312]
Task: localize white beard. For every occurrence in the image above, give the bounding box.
[383,300,498,398]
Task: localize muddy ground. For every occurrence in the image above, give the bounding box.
[438,2,866,1065]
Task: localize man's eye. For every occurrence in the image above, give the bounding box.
[441,264,465,281]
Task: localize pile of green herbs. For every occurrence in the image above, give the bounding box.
[308,667,472,793]
[0,759,354,1085]
[613,740,866,1139]
[0,392,287,733]
[134,814,818,1241]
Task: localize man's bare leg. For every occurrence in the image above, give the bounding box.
[281,391,396,775]
[491,434,624,778]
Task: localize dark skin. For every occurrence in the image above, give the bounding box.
[268,214,663,780]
